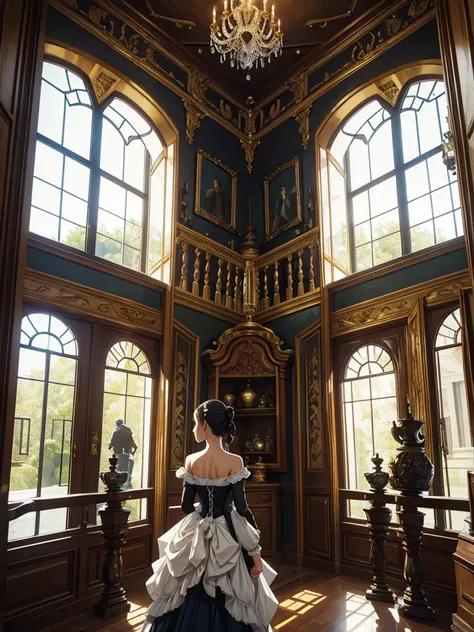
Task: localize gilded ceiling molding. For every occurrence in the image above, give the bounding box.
[145,0,196,30]
[294,106,312,150]
[50,0,435,159]
[331,269,471,337]
[182,99,206,144]
[306,0,359,28]
[24,269,164,335]
[240,137,260,173]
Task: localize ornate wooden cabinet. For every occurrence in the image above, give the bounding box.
[202,319,293,560]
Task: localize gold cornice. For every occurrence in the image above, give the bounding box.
[327,237,466,293]
[49,0,435,147]
[254,288,321,324]
[331,270,471,337]
[49,0,248,142]
[174,287,245,325]
[253,7,436,140]
[176,225,245,268]
[28,236,168,293]
[24,268,164,335]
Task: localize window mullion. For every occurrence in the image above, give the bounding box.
[344,153,356,274]
[86,109,103,256]
[141,151,151,274]
[392,112,411,255]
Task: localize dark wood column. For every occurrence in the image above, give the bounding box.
[0,1,47,626]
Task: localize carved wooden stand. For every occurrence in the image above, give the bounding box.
[94,498,131,618]
[363,501,397,603]
[396,504,435,621]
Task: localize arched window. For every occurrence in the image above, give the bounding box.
[9,314,78,539]
[342,344,398,518]
[434,308,473,530]
[30,57,175,282]
[319,73,461,283]
[100,341,152,521]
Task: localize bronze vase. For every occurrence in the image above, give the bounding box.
[388,406,434,495]
[241,382,257,408]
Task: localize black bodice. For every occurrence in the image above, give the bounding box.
[181,480,258,529]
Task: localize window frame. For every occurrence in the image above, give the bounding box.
[316,64,465,288]
[29,49,177,286]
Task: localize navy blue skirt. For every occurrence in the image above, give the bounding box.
[149,579,253,632]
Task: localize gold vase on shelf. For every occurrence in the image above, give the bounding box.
[241,381,257,408]
[252,456,266,483]
[223,393,236,406]
[251,433,265,452]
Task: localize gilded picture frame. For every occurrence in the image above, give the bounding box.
[264,157,302,242]
[195,150,237,232]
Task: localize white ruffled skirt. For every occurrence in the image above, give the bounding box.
[142,506,278,632]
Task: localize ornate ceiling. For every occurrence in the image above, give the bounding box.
[108,0,393,102]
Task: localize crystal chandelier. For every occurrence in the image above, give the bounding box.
[210,0,283,76]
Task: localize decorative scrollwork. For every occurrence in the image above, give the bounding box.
[307,341,323,469]
[183,100,206,145]
[171,351,187,470]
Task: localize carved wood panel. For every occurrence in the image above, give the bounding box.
[306,495,331,558]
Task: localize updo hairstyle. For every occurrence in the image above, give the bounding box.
[195,399,236,449]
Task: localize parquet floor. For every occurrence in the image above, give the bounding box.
[49,566,452,632]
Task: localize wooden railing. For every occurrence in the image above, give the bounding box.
[175,225,320,321]
[8,485,153,619]
[340,488,469,620]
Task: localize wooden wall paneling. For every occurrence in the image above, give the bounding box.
[437,0,474,289]
[296,321,334,564]
[406,298,435,461]
[0,1,48,623]
[460,289,474,441]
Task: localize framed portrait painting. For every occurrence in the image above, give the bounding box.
[195,150,237,232]
[264,157,302,241]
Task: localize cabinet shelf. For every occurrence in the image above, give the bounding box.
[241,451,275,456]
[234,408,276,417]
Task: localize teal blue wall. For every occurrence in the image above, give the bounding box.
[27,245,163,310]
[333,247,468,311]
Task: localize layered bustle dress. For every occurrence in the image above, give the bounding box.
[142,466,278,632]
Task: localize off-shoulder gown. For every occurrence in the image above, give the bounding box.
[142,466,278,632]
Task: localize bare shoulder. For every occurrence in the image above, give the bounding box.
[185,452,200,471]
[228,453,244,475]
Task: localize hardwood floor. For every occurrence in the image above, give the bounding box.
[49,566,452,632]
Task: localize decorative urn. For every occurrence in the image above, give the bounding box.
[251,433,265,452]
[365,453,389,491]
[223,393,236,406]
[100,454,128,492]
[241,381,257,408]
[388,404,434,495]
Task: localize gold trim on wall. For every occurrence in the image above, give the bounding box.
[254,289,321,324]
[195,150,237,233]
[24,268,164,335]
[174,287,245,325]
[331,270,471,337]
[264,157,302,243]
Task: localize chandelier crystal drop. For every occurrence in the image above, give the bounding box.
[210,0,283,74]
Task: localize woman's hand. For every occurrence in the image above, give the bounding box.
[250,553,263,580]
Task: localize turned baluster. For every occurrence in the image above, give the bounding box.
[203,252,211,300]
[256,269,261,311]
[262,266,270,310]
[234,268,243,312]
[286,255,293,301]
[192,248,201,296]
[308,245,315,292]
[225,262,233,308]
[215,258,223,305]
[363,500,396,603]
[179,242,189,292]
[273,261,281,306]
[297,250,304,296]
[95,455,131,618]
[396,504,435,620]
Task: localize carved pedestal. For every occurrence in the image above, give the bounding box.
[94,500,131,618]
[396,504,435,621]
[363,501,397,603]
